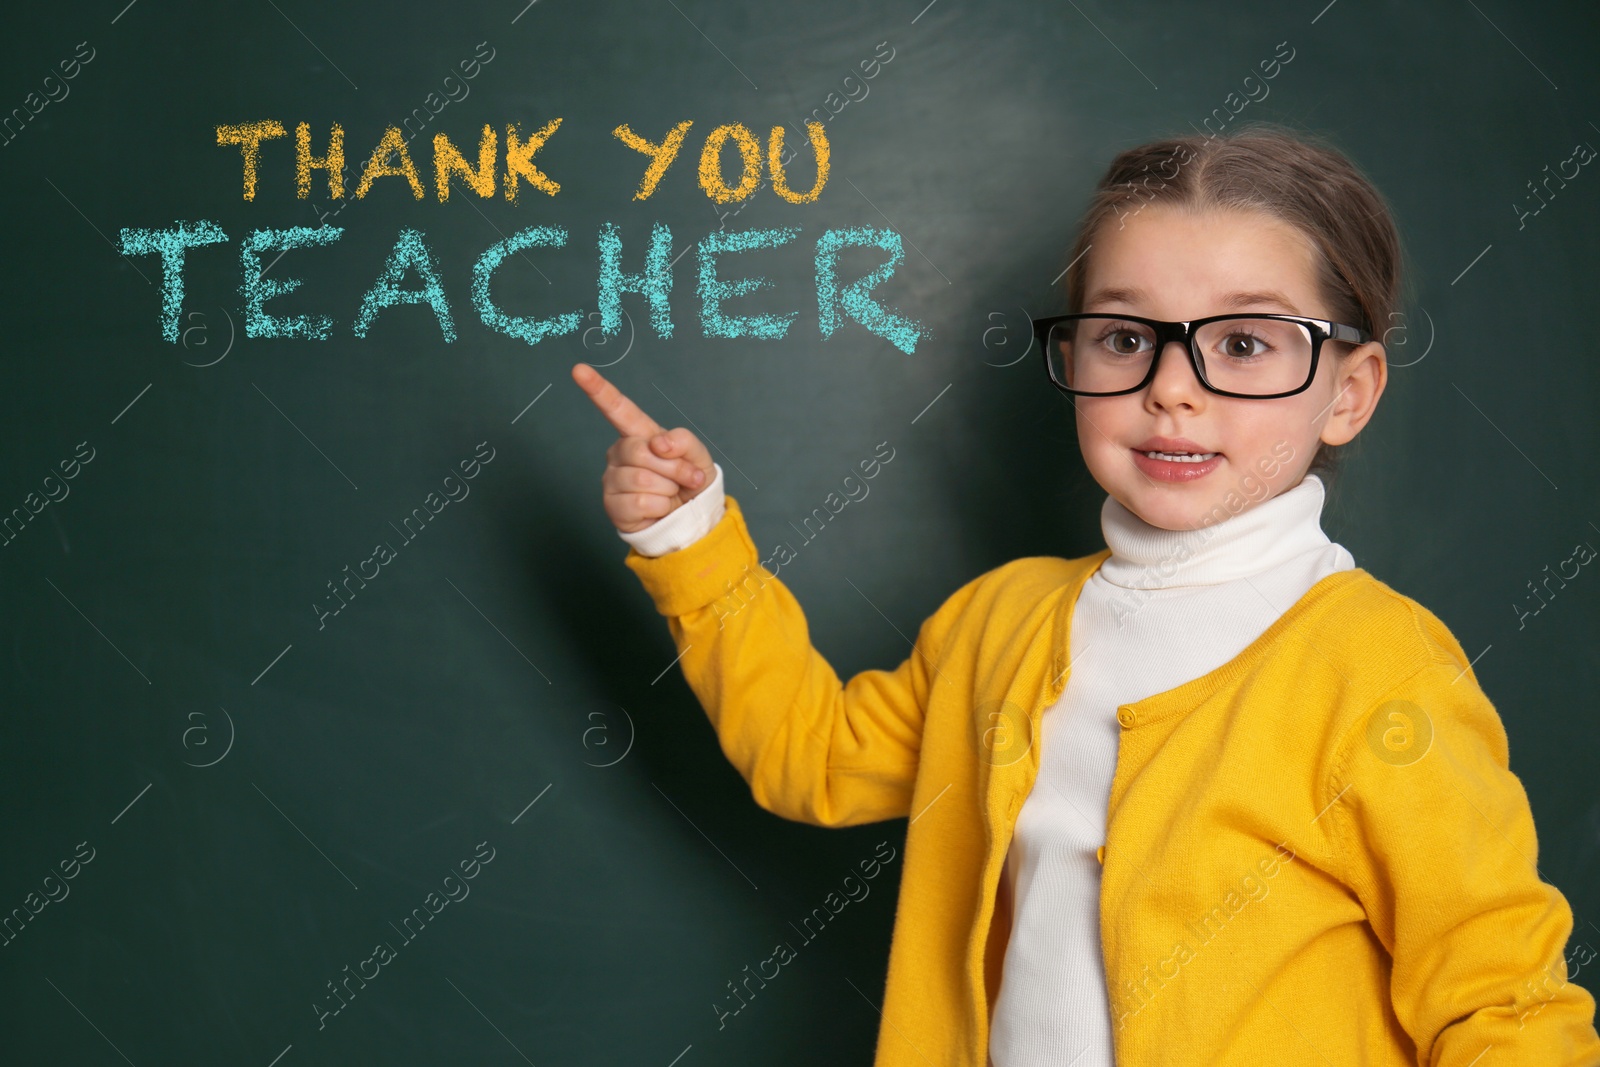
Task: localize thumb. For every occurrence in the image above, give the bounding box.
[649,428,714,487]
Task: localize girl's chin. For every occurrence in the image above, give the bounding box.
[1113,485,1228,531]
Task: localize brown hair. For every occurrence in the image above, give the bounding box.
[1058,120,1407,487]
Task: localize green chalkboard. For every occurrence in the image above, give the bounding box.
[2,0,1597,1063]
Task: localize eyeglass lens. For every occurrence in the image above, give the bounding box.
[1048,316,1314,396]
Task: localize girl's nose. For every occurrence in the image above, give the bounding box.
[1144,340,1205,407]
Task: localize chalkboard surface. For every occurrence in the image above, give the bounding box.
[2,1,1597,1063]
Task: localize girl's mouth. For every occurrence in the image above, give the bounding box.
[1130,448,1224,481]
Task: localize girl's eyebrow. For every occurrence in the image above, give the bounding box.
[1084,286,1303,315]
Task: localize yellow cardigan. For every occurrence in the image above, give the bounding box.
[624,493,1600,1066]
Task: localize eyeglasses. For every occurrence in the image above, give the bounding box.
[1031,313,1371,399]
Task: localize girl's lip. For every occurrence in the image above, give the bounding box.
[1130,447,1224,482]
[1133,437,1217,455]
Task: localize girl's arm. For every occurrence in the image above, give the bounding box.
[1327,656,1600,1063]
[623,491,982,828]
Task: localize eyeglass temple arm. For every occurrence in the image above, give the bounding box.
[1326,321,1371,344]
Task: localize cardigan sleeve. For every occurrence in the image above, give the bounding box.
[623,492,983,828]
[1326,656,1600,1065]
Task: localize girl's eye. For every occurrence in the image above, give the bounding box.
[1094,327,1153,355]
[1216,331,1271,360]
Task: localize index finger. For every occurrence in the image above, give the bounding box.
[571,362,664,440]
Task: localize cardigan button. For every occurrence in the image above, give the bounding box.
[1117,707,1136,727]
[1096,845,1106,865]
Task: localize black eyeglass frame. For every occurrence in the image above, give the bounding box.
[1031,312,1372,400]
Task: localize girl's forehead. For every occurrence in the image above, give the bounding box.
[1084,205,1323,313]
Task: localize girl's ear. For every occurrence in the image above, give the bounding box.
[1320,341,1387,447]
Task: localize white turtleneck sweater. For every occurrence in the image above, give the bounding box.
[988,475,1354,1067]
[618,466,1355,1067]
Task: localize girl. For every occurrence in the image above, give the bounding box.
[572,123,1600,1066]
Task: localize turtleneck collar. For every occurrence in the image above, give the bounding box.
[1095,475,1337,590]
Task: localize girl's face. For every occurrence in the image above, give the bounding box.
[1073,204,1386,532]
